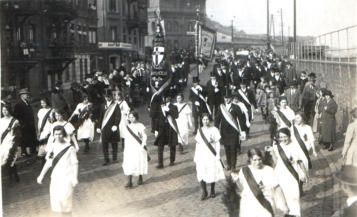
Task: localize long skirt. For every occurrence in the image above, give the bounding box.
[122,144,148,176]
[50,178,74,213]
[77,119,95,141]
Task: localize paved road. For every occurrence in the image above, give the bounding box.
[3,63,345,217]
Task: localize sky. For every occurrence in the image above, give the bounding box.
[206,0,357,36]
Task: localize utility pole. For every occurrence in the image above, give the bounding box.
[195,7,200,79]
[266,0,270,47]
[270,14,275,41]
[231,18,234,46]
[293,0,297,59]
[280,8,284,46]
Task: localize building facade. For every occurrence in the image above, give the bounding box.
[96,0,147,73]
[146,0,206,52]
[0,0,99,96]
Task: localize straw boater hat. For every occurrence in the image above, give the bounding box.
[334,165,357,186]
[18,88,31,95]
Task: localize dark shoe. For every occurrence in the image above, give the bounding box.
[138,175,143,185]
[328,145,334,151]
[102,161,110,166]
[125,182,133,188]
[201,191,208,200]
[156,165,164,169]
[210,192,216,198]
[112,159,119,164]
[169,162,175,166]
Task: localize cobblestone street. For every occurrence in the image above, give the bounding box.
[2,64,346,217]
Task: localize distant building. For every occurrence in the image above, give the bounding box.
[0,0,99,96]
[96,0,147,73]
[146,0,206,52]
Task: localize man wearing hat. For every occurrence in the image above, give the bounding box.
[284,81,300,112]
[335,165,357,217]
[215,90,247,170]
[96,89,121,166]
[51,81,70,115]
[300,72,318,125]
[205,72,223,119]
[189,76,209,134]
[14,88,38,156]
[153,92,179,168]
[283,62,296,86]
[270,66,285,95]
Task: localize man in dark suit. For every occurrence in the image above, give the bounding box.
[215,91,247,171]
[284,81,300,112]
[153,93,179,168]
[205,72,223,119]
[13,88,38,156]
[300,72,318,125]
[96,89,121,166]
[189,76,209,134]
[51,81,70,115]
[335,165,357,217]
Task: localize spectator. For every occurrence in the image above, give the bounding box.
[51,81,70,116]
[284,81,300,112]
[319,90,337,151]
[342,107,357,167]
[300,72,318,125]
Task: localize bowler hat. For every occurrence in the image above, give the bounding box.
[192,76,200,83]
[18,88,31,95]
[335,165,357,186]
[104,89,113,97]
[224,89,232,98]
[324,89,334,97]
[308,72,316,78]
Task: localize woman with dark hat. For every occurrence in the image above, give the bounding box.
[0,103,20,186]
[319,89,337,151]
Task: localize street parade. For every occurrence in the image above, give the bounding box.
[1,0,357,217]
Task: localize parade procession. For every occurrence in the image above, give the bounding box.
[1,0,357,217]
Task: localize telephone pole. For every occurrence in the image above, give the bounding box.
[293,0,297,59]
[280,8,284,46]
[266,0,270,47]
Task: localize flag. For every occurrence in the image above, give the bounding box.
[198,25,216,61]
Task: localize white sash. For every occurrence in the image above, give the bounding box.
[191,87,212,115]
[167,114,186,145]
[101,102,117,129]
[150,76,172,105]
[238,89,254,119]
[219,104,241,133]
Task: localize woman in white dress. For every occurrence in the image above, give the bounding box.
[37,125,78,215]
[122,111,148,188]
[69,94,95,153]
[194,113,225,200]
[174,93,193,153]
[0,104,20,186]
[272,96,295,130]
[265,128,308,217]
[47,109,79,153]
[231,148,289,217]
[37,98,54,164]
[114,91,131,151]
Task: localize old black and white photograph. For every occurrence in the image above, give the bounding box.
[0,0,356,216]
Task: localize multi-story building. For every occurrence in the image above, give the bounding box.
[146,0,206,51]
[0,0,99,96]
[97,0,147,73]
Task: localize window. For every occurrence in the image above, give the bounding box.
[28,24,36,42]
[109,0,116,12]
[88,29,97,44]
[110,26,117,41]
[16,26,23,41]
[84,58,88,75]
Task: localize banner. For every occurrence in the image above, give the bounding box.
[198,25,216,61]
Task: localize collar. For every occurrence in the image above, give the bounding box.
[347,195,357,206]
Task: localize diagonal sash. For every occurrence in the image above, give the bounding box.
[238,89,254,119]
[150,75,172,105]
[178,103,187,114]
[242,167,275,216]
[276,143,301,193]
[198,127,225,169]
[39,109,52,134]
[293,126,312,169]
[276,109,292,128]
[219,104,241,133]
[167,114,186,146]
[101,102,117,129]
[1,118,15,143]
[191,87,212,115]
[49,145,72,178]
[126,125,151,161]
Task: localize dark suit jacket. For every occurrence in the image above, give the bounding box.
[215,103,247,146]
[13,100,37,146]
[189,86,209,115]
[154,103,178,146]
[344,200,357,217]
[205,79,223,110]
[284,88,300,112]
[98,101,121,143]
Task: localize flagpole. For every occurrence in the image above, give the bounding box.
[195,7,200,79]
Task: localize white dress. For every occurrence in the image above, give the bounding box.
[71,102,95,141]
[48,144,78,213]
[174,102,192,145]
[274,106,295,129]
[291,124,315,172]
[37,108,53,142]
[194,126,225,183]
[273,142,304,216]
[234,165,279,217]
[46,121,75,153]
[0,118,18,166]
[122,122,148,176]
[117,100,130,139]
